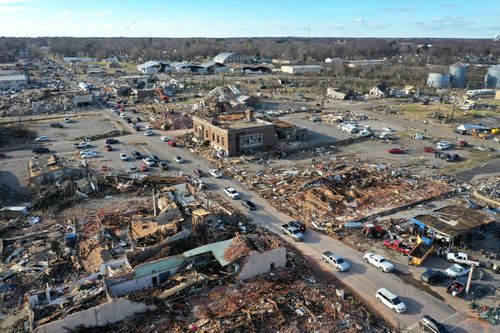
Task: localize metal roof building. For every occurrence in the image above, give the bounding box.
[213,52,251,64]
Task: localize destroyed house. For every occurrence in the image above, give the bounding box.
[130,206,183,240]
[105,237,259,297]
[411,205,494,245]
[105,254,185,297]
[28,154,86,185]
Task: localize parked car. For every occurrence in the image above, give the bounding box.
[436,141,451,150]
[223,187,240,199]
[322,251,350,271]
[35,136,49,142]
[49,123,63,128]
[74,141,91,149]
[144,124,152,129]
[158,161,168,170]
[424,146,437,153]
[193,169,205,177]
[209,169,222,178]
[142,157,156,167]
[104,144,112,151]
[241,200,257,210]
[363,253,394,272]
[32,147,49,154]
[289,220,306,233]
[382,127,394,132]
[387,148,406,154]
[281,223,304,242]
[148,154,160,163]
[375,288,406,313]
[119,153,128,161]
[144,130,155,136]
[160,136,169,142]
[358,129,373,137]
[106,138,119,144]
[119,113,127,119]
[419,315,448,333]
[63,117,71,123]
[173,155,184,163]
[445,264,470,278]
[131,150,142,159]
[420,269,448,285]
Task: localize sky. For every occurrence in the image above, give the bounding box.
[0,0,499,38]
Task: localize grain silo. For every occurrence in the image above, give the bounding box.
[485,65,500,88]
[427,73,450,89]
[449,62,468,88]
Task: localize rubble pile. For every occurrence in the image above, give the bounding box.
[187,269,368,332]
[0,89,73,116]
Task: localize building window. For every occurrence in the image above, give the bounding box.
[240,133,263,148]
[217,135,220,144]
[221,137,225,145]
[212,133,215,141]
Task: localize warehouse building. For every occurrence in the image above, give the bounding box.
[281,65,323,75]
[213,52,251,65]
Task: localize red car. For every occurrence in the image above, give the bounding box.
[457,140,467,147]
[424,146,437,153]
[387,148,406,154]
[167,140,176,147]
[383,239,412,255]
[139,164,149,172]
[104,144,113,151]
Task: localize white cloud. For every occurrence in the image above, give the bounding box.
[0,5,36,11]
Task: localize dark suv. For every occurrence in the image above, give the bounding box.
[50,122,63,128]
[106,138,119,144]
[131,150,142,159]
[289,220,306,233]
[421,269,448,285]
[419,315,448,333]
[32,147,49,154]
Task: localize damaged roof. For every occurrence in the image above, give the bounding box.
[412,205,494,237]
[183,238,236,267]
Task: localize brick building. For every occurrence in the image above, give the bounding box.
[193,110,307,157]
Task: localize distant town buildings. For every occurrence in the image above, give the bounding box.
[281,65,323,75]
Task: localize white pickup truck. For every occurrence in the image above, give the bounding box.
[322,251,350,272]
[446,252,480,267]
[281,224,304,242]
[363,253,394,272]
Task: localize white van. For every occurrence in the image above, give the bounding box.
[375,288,406,313]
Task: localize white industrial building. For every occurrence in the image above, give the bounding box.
[280,65,323,75]
[213,52,251,64]
[0,74,28,90]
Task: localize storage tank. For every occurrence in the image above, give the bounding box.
[484,65,500,88]
[449,62,468,88]
[427,73,450,89]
